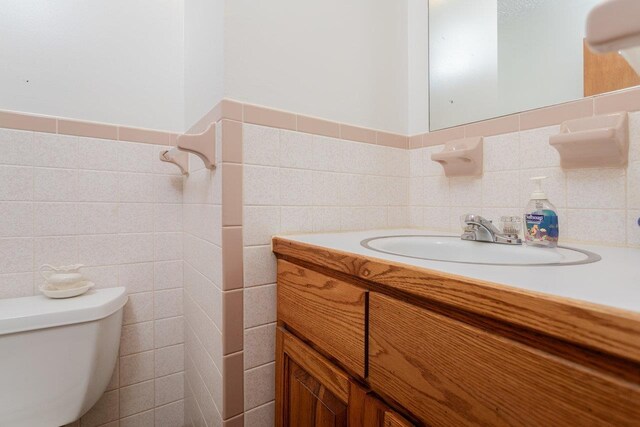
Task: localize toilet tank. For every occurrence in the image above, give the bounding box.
[0,287,128,427]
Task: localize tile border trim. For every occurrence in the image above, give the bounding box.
[3,85,638,150]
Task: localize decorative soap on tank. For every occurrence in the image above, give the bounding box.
[524,176,559,248]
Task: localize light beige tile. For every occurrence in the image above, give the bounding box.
[154,261,183,290]
[33,167,77,201]
[77,202,119,234]
[77,170,119,202]
[0,238,32,274]
[77,137,119,170]
[519,126,561,169]
[120,409,155,427]
[243,245,277,288]
[629,112,640,163]
[244,401,275,427]
[243,206,280,246]
[119,203,154,233]
[155,344,184,378]
[244,362,275,411]
[244,323,276,370]
[628,162,640,209]
[279,168,313,206]
[482,171,520,208]
[117,141,154,173]
[243,104,296,130]
[566,168,626,209]
[311,171,340,207]
[154,174,183,204]
[566,209,626,245]
[409,206,424,228]
[0,272,33,298]
[243,284,276,329]
[243,124,280,167]
[627,211,640,247]
[154,232,183,261]
[280,207,314,234]
[280,130,315,169]
[123,292,154,325]
[155,288,184,319]
[119,262,154,293]
[119,233,155,264]
[33,133,78,169]
[119,173,155,203]
[0,165,33,201]
[120,351,155,387]
[297,115,340,138]
[34,236,75,268]
[155,372,184,406]
[423,207,451,231]
[154,400,185,427]
[423,176,450,207]
[449,177,482,207]
[483,133,520,172]
[120,321,154,356]
[0,202,33,237]
[120,380,155,418]
[243,165,280,206]
[80,389,119,427]
[155,316,184,348]
[154,203,182,232]
[0,128,34,166]
[33,202,77,236]
[311,207,342,233]
[81,265,118,290]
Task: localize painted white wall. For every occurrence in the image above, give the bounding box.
[184,0,225,130]
[0,0,184,132]
[224,0,410,134]
[407,0,430,135]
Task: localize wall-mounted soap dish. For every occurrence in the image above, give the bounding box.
[549,112,628,169]
[177,123,216,169]
[431,137,483,177]
[159,148,189,175]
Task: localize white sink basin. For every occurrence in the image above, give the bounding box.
[361,235,600,266]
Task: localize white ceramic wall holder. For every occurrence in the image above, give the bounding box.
[549,112,628,169]
[159,148,189,175]
[177,123,216,169]
[431,137,483,177]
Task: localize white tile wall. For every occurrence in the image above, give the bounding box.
[183,123,225,427]
[241,124,411,421]
[0,129,185,426]
[410,111,640,248]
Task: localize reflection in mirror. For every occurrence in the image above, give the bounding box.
[429,0,640,131]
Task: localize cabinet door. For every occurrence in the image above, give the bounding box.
[276,327,351,427]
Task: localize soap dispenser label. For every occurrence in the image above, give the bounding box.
[525,213,558,244]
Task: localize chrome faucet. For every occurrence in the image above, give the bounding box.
[461,214,521,245]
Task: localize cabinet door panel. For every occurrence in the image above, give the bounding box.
[369,293,640,427]
[289,362,347,427]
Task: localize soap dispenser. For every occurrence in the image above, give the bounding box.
[524,176,559,248]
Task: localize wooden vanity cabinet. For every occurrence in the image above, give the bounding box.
[276,327,412,427]
[274,240,640,426]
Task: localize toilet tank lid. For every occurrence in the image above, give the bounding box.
[0,287,128,336]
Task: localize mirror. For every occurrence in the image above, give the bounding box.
[429,0,640,131]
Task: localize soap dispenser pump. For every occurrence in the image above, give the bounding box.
[524,176,559,248]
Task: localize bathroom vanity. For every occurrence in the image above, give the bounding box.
[272,230,640,427]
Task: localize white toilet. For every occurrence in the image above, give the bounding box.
[0,287,128,426]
